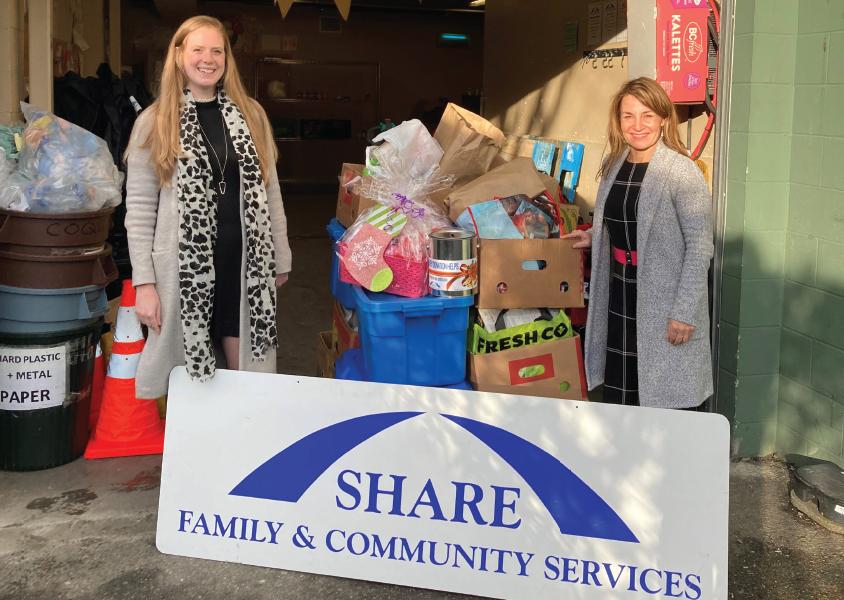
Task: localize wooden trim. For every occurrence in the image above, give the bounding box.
[28,0,52,111]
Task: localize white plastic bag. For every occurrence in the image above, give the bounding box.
[0,102,123,213]
[366,119,444,181]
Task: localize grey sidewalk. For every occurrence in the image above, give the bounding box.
[1,455,842,599]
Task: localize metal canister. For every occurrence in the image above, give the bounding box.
[428,227,477,297]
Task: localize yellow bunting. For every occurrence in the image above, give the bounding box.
[334,0,351,20]
[276,0,295,18]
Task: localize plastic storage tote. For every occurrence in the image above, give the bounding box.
[335,348,472,390]
[352,285,473,386]
[326,218,357,310]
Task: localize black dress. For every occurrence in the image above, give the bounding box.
[603,160,648,406]
[195,99,242,341]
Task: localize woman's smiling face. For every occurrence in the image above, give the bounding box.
[619,94,666,161]
[180,25,226,98]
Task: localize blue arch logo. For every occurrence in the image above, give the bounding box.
[230,412,639,544]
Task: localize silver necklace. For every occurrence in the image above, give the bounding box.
[196,107,229,196]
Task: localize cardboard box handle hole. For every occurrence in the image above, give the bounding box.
[521,260,547,270]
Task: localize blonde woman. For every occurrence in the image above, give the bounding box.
[125,15,291,399]
[563,77,713,408]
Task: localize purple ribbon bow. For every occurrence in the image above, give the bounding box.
[392,193,426,219]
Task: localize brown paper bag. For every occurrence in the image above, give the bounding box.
[434,103,506,191]
[444,157,547,222]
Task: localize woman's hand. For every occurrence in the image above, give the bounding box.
[275,273,289,288]
[135,283,162,334]
[667,319,695,345]
[562,229,593,249]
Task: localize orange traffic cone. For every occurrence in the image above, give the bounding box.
[88,340,106,432]
[84,279,165,459]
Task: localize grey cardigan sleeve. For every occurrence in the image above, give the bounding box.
[124,110,161,287]
[669,158,714,326]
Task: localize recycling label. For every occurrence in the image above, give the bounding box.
[0,345,67,411]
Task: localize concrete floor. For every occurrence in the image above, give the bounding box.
[1,195,843,599]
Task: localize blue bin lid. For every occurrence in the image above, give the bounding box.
[326,218,346,242]
[352,284,473,314]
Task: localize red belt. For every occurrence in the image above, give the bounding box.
[612,246,638,266]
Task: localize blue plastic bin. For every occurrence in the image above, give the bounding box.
[352,285,473,386]
[326,218,357,310]
[336,349,472,390]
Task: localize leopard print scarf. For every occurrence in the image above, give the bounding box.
[177,87,277,381]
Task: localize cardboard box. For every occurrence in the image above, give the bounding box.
[656,0,709,104]
[105,296,121,326]
[331,300,360,355]
[335,163,379,228]
[477,238,584,309]
[316,330,337,378]
[470,334,586,401]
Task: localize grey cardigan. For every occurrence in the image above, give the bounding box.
[584,142,714,408]
[124,103,292,399]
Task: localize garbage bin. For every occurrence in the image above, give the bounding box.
[0,320,99,471]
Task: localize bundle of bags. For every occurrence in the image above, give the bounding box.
[0,102,123,213]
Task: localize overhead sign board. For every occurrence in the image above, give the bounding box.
[157,368,729,599]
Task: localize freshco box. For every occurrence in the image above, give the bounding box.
[470,334,586,401]
[477,238,584,309]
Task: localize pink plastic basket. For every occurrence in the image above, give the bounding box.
[338,241,429,298]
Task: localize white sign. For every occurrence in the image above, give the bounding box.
[0,344,66,411]
[157,368,729,599]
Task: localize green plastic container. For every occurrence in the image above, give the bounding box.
[0,322,98,471]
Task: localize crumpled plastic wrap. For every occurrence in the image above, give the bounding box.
[346,121,454,264]
[0,103,124,213]
[365,118,443,182]
[342,186,452,267]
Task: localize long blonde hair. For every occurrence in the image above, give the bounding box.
[599,77,687,177]
[142,15,275,186]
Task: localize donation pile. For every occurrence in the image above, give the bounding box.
[320,103,589,400]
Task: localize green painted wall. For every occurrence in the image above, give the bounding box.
[724,0,844,464]
[777,0,844,464]
[724,0,796,456]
